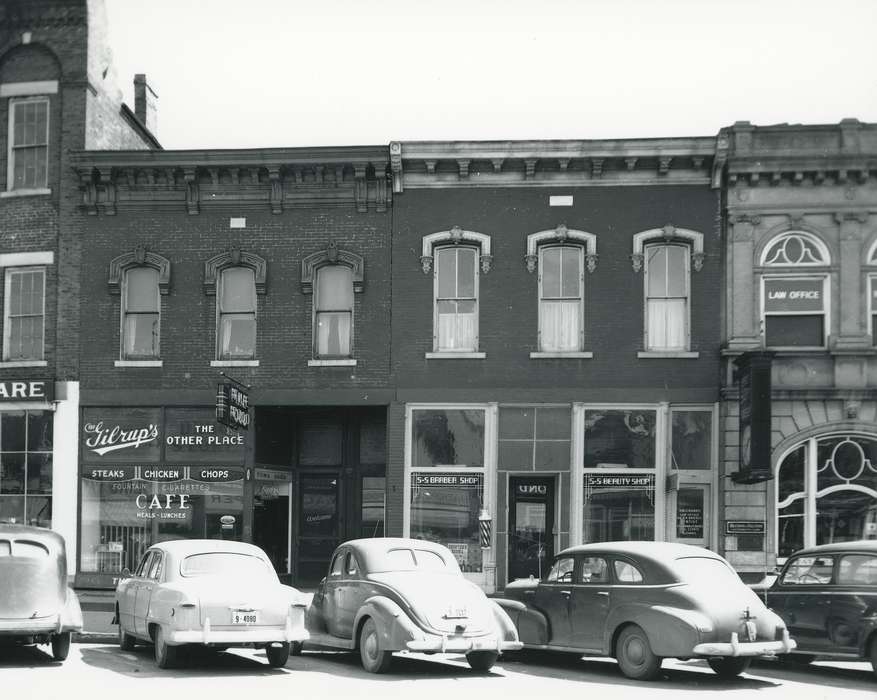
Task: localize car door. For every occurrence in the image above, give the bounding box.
[830,553,877,655]
[119,551,150,634]
[323,550,347,637]
[534,555,575,646]
[769,554,835,653]
[569,555,611,652]
[127,551,154,636]
[135,551,163,637]
[336,551,364,639]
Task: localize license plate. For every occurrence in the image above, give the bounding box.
[231,610,259,625]
[444,606,468,620]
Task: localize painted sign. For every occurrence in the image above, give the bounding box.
[585,474,654,489]
[0,380,54,402]
[516,483,548,496]
[81,408,162,463]
[676,488,704,539]
[413,473,483,487]
[81,466,245,482]
[165,408,245,463]
[764,278,824,313]
[725,520,766,535]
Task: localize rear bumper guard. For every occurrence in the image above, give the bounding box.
[406,633,523,654]
[693,629,796,657]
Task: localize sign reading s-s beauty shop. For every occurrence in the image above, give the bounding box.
[0,380,54,401]
[763,278,824,313]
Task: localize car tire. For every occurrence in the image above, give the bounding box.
[51,632,71,662]
[153,626,180,669]
[290,641,303,657]
[359,618,393,674]
[466,650,499,671]
[266,642,290,668]
[118,622,137,651]
[615,624,662,681]
[707,657,751,678]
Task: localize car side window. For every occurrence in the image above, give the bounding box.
[345,552,359,577]
[330,552,345,577]
[781,555,834,585]
[613,560,644,583]
[837,555,877,585]
[546,556,574,583]
[135,552,154,578]
[578,556,609,584]
[147,552,163,581]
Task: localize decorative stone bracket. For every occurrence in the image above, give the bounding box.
[630,224,705,272]
[420,226,492,274]
[203,247,267,295]
[524,224,598,273]
[108,245,171,294]
[300,241,365,294]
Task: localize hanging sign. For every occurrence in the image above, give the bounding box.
[216,381,250,431]
[733,352,774,484]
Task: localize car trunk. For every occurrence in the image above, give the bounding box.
[188,577,290,629]
[0,552,64,621]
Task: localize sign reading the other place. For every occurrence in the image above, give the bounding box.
[0,380,54,402]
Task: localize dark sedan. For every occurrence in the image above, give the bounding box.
[761,540,877,676]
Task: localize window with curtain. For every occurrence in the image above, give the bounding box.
[645,243,688,351]
[9,98,49,191]
[539,245,583,352]
[3,267,45,361]
[217,267,256,359]
[314,265,353,358]
[122,267,160,359]
[435,246,478,351]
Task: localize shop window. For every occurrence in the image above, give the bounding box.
[644,243,689,351]
[670,410,712,470]
[0,410,52,527]
[498,405,571,470]
[314,265,353,358]
[3,267,45,361]
[122,267,160,359]
[413,409,484,468]
[434,246,478,352]
[584,409,656,469]
[8,98,49,191]
[776,434,877,560]
[539,246,584,352]
[217,267,256,360]
[762,276,827,348]
[869,276,877,346]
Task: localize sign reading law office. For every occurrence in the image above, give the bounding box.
[763,278,824,312]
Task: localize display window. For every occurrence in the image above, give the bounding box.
[0,410,52,526]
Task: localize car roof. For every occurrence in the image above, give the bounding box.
[785,540,877,557]
[339,537,460,573]
[146,539,269,558]
[557,541,724,561]
[0,524,65,548]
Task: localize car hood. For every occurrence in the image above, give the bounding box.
[368,572,494,634]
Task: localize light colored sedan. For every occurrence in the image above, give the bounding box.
[114,539,308,668]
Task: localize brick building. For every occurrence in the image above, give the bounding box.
[720,120,877,579]
[0,0,155,575]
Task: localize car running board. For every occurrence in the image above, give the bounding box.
[303,632,356,651]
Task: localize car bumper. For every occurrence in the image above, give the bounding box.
[693,630,797,657]
[166,611,309,646]
[0,616,81,635]
[406,633,523,654]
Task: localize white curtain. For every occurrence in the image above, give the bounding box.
[316,312,351,356]
[540,301,580,351]
[647,299,685,350]
[438,309,476,350]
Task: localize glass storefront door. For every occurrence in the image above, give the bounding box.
[582,473,656,543]
[295,472,341,585]
[253,468,292,575]
[508,476,554,581]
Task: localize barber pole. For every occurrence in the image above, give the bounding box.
[479,509,492,549]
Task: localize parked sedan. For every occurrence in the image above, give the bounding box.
[114,539,308,668]
[0,525,82,662]
[303,537,522,673]
[760,540,877,676]
[494,541,796,680]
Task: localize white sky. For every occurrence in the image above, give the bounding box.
[104,0,877,150]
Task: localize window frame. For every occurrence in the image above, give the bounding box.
[3,266,46,362]
[432,245,480,353]
[216,266,257,361]
[6,96,50,192]
[312,264,354,359]
[538,244,585,352]
[643,242,691,352]
[869,274,877,346]
[760,273,830,350]
[120,266,161,360]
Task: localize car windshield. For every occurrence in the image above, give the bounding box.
[674,556,743,588]
[180,552,275,580]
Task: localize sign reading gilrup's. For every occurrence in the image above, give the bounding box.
[83,421,159,456]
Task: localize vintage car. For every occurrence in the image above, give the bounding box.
[759,540,877,676]
[0,524,82,662]
[494,541,796,680]
[114,539,308,668]
[303,537,522,673]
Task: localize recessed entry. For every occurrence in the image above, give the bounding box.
[230,217,246,229]
[549,195,573,207]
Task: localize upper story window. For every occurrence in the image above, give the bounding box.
[8,97,49,191]
[122,267,160,359]
[759,230,831,350]
[314,265,353,358]
[631,225,704,354]
[218,267,256,360]
[421,227,491,357]
[3,266,45,361]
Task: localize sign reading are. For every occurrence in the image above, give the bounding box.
[764,278,824,313]
[0,380,54,401]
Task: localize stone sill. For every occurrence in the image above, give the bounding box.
[0,188,51,198]
[637,351,700,359]
[529,351,593,359]
[0,360,47,368]
[114,360,162,368]
[210,360,259,367]
[425,352,486,359]
[308,359,357,367]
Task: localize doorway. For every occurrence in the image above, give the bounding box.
[508,476,555,582]
[253,468,292,574]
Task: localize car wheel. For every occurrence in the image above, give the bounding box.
[777,653,816,666]
[466,650,499,671]
[266,642,290,668]
[51,632,71,662]
[118,622,137,651]
[615,624,662,681]
[290,641,303,657]
[359,618,393,674]
[708,657,751,678]
[153,626,180,669]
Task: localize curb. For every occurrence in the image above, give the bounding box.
[74,632,118,645]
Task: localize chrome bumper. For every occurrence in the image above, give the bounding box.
[693,630,797,657]
[406,633,523,654]
[167,609,308,646]
[0,615,80,635]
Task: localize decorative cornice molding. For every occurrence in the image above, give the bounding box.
[631,224,705,272]
[300,242,365,294]
[420,226,492,274]
[203,248,267,295]
[108,246,171,295]
[524,225,598,273]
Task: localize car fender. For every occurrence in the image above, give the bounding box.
[605,604,703,657]
[60,588,83,633]
[492,597,549,645]
[857,616,877,659]
[353,595,424,651]
[488,600,522,643]
[148,588,180,627]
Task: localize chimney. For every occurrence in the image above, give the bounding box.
[133,74,158,135]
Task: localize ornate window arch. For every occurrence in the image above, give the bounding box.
[759,230,831,267]
[300,241,364,294]
[866,237,877,266]
[420,226,492,275]
[108,245,171,295]
[524,224,598,273]
[204,248,266,361]
[630,224,704,273]
[203,247,267,295]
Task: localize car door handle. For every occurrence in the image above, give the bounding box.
[524,590,535,596]
[597,591,610,597]
[560,590,571,598]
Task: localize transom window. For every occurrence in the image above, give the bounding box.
[644,244,689,351]
[314,265,353,358]
[217,267,256,360]
[8,98,49,191]
[434,246,478,352]
[3,267,45,361]
[760,231,830,267]
[122,267,160,359]
[539,245,583,352]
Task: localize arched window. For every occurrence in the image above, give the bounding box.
[314,265,354,358]
[760,231,830,266]
[122,267,160,359]
[776,434,877,559]
[217,267,256,360]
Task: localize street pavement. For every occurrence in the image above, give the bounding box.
[0,643,873,700]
